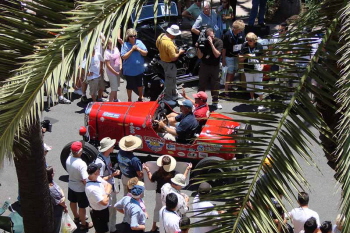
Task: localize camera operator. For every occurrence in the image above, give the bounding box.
[196,28,223,110]
[95,137,120,233]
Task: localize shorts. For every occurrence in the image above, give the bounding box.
[88,77,104,95]
[245,72,263,95]
[90,208,109,233]
[125,74,143,90]
[106,72,119,91]
[225,56,239,74]
[67,188,89,208]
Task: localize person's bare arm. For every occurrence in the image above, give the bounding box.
[142,164,152,180]
[182,10,193,19]
[208,37,221,58]
[183,163,192,178]
[104,182,112,195]
[191,28,200,35]
[131,225,146,231]
[105,60,119,75]
[170,49,185,62]
[138,47,148,56]
[98,194,110,206]
[157,120,178,136]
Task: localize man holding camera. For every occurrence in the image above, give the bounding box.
[156,25,185,101]
[196,28,223,110]
[95,137,120,233]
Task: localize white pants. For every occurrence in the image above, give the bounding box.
[109,189,117,232]
[245,72,263,95]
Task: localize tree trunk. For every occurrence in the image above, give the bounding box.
[273,0,301,23]
[13,119,54,233]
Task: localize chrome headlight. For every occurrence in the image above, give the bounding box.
[186,47,196,58]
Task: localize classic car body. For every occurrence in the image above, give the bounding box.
[83,100,240,162]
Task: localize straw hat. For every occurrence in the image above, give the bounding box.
[98,137,116,152]
[119,135,142,151]
[156,155,177,172]
[171,174,187,187]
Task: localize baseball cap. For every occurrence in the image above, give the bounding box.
[198,182,212,194]
[87,163,102,174]
[71,141,82,153]
[178,99,193,109]
[192,91,208,101]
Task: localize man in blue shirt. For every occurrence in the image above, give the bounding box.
[115,185,146,233]
[117,135,143,196]
[157,99,199,144]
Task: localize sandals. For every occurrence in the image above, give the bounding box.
[73,216,89,225]
[80,221,93,230]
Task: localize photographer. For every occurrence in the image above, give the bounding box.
[196,28,223,110]
[95,137,120,233]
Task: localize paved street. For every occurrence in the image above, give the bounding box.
[0,0,342,232]
[0,79,342,232]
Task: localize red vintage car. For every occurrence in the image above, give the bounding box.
[60,97,252,184]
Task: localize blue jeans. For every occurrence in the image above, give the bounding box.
[248,0,267,25]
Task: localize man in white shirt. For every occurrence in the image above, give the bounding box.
[161,174,189,217]
[288,192,320,233]
[192,182,218,233]
[95,137,120,233]
[159,193,181,233]
[66,141,93,230]
[85,163,112,233]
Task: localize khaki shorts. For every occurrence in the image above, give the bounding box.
[88,77,104,95]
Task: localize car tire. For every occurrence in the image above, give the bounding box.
[60,141,99,171]
[191,156,235,188]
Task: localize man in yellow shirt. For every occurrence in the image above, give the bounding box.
[156,25,185,101]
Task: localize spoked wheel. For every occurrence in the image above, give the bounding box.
[60,141,98,170]
[191,156,236,188]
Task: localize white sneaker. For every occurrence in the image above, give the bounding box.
[74,89,83,95]
[59,96,71,104]
[249,98,255,101]
[213,103,222,109]
[258,105,266,111]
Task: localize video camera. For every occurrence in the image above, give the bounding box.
[197,25,208,52]
[41,120,52,132]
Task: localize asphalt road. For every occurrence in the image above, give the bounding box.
[0,80,342,232]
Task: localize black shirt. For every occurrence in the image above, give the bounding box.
[201,37,223,66]
[239,42,264,72]
[223,30,245,57]
[151,170,176,193]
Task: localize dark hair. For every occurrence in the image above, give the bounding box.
[166,193,178,210]
[46,166,54,184]
[180,216,190,230]
[304,217,317,233]
[162,156,171,166]
[298,192,309,206]
[320,221,332,233]
[280,22,288,30]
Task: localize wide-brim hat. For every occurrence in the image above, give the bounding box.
[156,155,177,172]
[166,24,181,36]
[119,135,142,151]
[171,174,187,187]
[98,137,116,152]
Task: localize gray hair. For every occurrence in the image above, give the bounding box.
[203,0,210,8]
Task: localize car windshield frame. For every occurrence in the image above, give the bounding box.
[131,2,178,23]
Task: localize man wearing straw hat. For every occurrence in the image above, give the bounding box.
[95,137,120,233]
[117,135,143,196]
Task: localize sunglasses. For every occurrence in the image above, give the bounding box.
[247,40,255,42]
[129,35,136,38]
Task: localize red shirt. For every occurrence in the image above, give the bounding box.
[194,104,209,124]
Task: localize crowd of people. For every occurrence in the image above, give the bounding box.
[45,136,345,233]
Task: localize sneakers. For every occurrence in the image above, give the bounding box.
[212,103,222,109]
[74,89,83,95]
[97,98,108,102]
[58,96,71,104]
[81,95,88,103]
[258,105,266,111]
[249,98,255,101]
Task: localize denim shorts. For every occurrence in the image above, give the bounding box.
[225,56,239,74]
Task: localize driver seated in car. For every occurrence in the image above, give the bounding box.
[156,99,199,144]
[168,90,209,126]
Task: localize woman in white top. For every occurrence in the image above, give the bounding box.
[104,38,122,102]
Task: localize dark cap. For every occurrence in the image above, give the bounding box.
[87,163,102,175]
[198,182,212,194]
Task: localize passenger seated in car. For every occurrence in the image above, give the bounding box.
[168,90,209,126]
[156,99,199,144]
